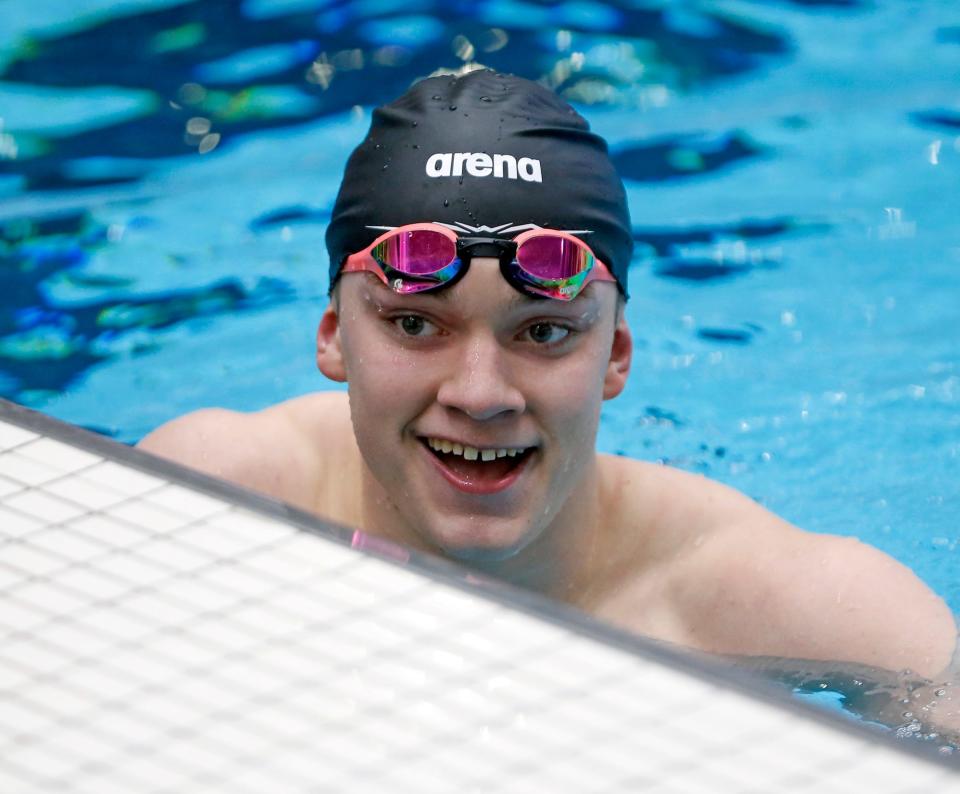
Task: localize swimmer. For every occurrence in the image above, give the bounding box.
[140,70,956,686]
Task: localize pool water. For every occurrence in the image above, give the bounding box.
[1,0,957,620]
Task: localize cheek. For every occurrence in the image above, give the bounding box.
[343,319,411,388]
[341,325,441,435]
[525,348,608,440]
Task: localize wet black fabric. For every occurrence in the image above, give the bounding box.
[325,70,633,297]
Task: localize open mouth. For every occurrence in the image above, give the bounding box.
[420,436,535,488]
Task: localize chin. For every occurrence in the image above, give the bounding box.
[420,517,536,563]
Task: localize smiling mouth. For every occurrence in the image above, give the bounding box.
[420,436,535,484]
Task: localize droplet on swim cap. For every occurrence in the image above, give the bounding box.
[326,69,633,297]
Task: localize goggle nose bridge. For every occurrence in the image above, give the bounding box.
[454,236,517,266]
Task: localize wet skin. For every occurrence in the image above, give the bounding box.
[316,257,632,580]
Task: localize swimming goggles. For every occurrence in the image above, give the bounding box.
[340,222,616,301]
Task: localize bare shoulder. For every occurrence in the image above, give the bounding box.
[597,454,770,546]
[678,492,956,678]
[260,390,352,439]
[695,524,956,678]
[597,454,957,678]
[137,392,354,511]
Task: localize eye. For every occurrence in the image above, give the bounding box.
[525,322,570,345]
[393,314,439,337]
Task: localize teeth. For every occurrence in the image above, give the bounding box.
[426,438,528,460]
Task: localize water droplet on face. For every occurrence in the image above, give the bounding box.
[443,199,449,207]
[480,96,491,102]
[382,164,389,170]
[412,121,418,127]
[432,95,442,100]
[449,104,457,111]
[412,144,420,149]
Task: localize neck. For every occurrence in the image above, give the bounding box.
[356,457,611,607]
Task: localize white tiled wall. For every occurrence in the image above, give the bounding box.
[0,404,956,793]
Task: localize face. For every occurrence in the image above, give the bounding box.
[317,256,632,561]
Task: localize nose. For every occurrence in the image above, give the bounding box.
[436,333,526,421]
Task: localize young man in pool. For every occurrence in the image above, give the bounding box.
[140,69,957,684]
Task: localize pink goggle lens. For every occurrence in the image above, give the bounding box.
[516,234,592,281]
[374,229,456,275]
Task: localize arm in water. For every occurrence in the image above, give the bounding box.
[733,650,960,751]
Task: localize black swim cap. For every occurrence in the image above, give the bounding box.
[326,69,632,298]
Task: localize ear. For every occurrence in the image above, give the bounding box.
[602,311,632,400]
[316,304,347,382]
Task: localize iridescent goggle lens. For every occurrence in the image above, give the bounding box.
[341,223,615,301]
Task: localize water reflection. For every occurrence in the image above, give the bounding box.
[612,132,762,182]
[0,210,295,403]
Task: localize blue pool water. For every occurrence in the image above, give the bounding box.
[1,0,958,631]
